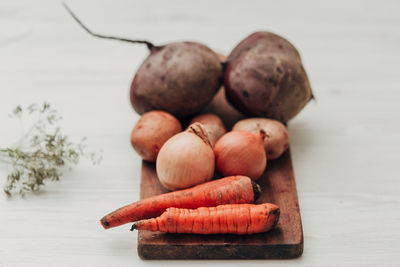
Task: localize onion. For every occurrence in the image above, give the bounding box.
[190,114,226,147]
[214,131,266,181]
[233,118,290,160]
[156,123,215,190]
[130,111,182,162]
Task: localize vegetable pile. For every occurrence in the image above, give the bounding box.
[64,4,314,236]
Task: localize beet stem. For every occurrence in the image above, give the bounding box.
[62,2,155,50]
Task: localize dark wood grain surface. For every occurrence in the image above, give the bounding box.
[137,149,303,259]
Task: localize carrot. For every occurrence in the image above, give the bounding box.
[100,176,261,229]
[130,203,280,235]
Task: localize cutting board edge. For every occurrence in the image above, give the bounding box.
[138,239,303,259]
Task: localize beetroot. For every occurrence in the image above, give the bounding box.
[201,53,245,129]
[224,32,313,122]
[130,43,222,117]
[63,4,222,118]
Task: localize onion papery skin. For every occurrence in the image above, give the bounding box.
[214,131,266,180]
[156,131,215,191]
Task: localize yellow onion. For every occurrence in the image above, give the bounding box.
[156,123,215,190]
[214,130,266,180]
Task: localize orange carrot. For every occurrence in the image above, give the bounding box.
[100,176,261,229]
[130,203,280,235]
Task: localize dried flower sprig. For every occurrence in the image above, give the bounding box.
[0,102,101,196]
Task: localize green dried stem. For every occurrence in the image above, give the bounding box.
[0,102,102,197]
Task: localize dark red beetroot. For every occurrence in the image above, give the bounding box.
[201,53,245,129]
[131,43,222,117]
[63,4,222,118]
[224,32,313,123]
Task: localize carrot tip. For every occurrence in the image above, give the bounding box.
[252,182,261,201]
[100,217,110,229]
[130,223,138,231]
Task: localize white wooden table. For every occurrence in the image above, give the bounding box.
[1,0,399,266]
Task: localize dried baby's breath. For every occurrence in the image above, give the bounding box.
[0,102,101,196]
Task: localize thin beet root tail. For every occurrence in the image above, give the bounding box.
[62,2,155,50]
[130,223,138,231]
[252,182,261,201]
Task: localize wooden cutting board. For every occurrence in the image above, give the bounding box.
[137,149,303,259]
